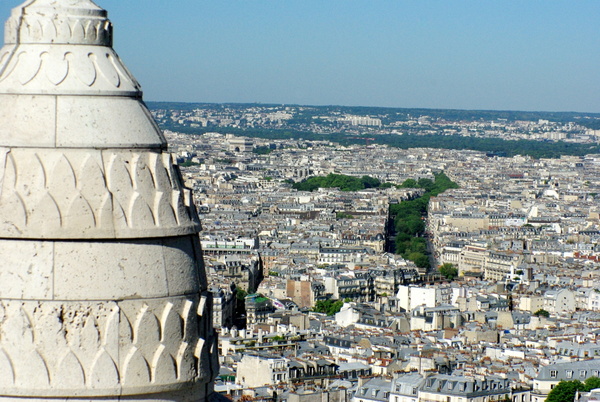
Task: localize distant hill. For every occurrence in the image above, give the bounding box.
[147,101,600,128]
[147,101,600,158]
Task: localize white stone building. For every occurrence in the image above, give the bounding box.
[236,354,289,388]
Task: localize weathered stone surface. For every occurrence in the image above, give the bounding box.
[0,0,216,400]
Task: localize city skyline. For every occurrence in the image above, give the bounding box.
[0,0,598,113]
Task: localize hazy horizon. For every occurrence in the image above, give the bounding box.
[146,100,600,116]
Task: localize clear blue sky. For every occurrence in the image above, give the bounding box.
[1,0,599,113]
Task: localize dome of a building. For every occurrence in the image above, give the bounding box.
[0,0,218,400]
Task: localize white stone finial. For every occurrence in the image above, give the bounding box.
[5,0,112,46]
[0,0,141,100]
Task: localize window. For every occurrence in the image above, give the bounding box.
[580,370,587,378]
[566,370,573,379]
[550,370,558,378]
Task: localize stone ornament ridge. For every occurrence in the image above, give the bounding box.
[0,294,219,397]
[0,46,141,95]
[0,0,217,401]
[0,149,201,239]
[0,0,141,96]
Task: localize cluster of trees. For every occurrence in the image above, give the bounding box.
[390,173,459,269]
[292,173,382,192]
[546,377,600,402]
[252,145,273,155]
[439,263,459,280]
[313,299,345,316]
[376,134,600,159]
[179,160,200,167]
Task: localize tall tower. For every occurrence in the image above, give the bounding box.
[0,1,218,401]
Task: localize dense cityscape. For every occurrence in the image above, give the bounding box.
[1,1,598,402]
[152,103,600,402]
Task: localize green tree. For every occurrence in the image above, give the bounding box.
[179,160,200,167]
[236,288,248,301]
[407,252,430,269]
[313,300,345,316]
[253,145,273,155]
[585,377,600,391]
[361,175,381,189]
[399,178,418,188]
[546,380,585,402]
[534,309,550,318]
[390,172,458,264]
[439,263,458,280]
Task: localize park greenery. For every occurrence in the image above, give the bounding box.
[546,377,600,402]
[292,173,382,192]
[390,173,459,269]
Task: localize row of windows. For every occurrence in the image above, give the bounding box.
[550,369,600,379]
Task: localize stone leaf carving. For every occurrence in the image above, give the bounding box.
[4,11,113,46]
[0,148,200,239]
[0,296,214,395]
[0,45,140,95]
